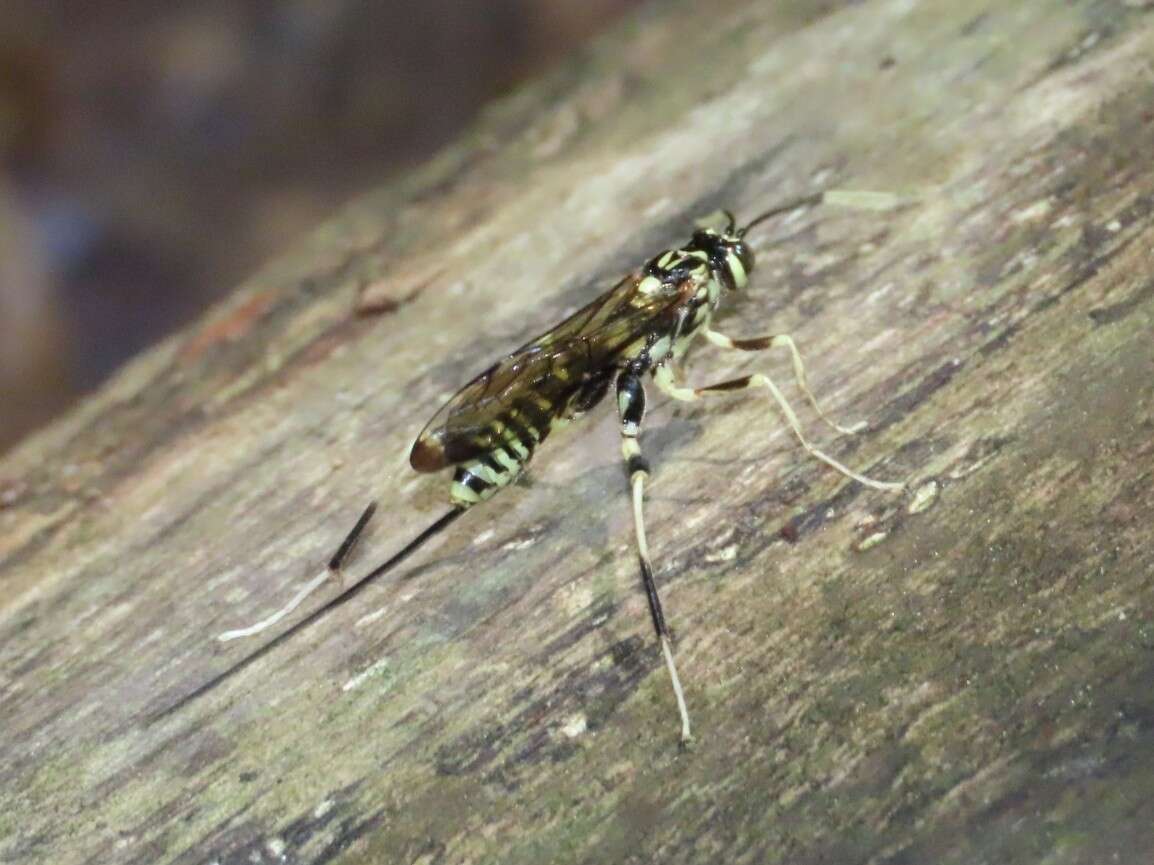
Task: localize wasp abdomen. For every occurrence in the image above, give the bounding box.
[448,410,545,506]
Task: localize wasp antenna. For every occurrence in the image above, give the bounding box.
[738,192,824,236]
[739,188,902,237]
[147,506,466,724]
[821,189,902,211]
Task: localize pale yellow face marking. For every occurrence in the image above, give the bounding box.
[725,250,748,288]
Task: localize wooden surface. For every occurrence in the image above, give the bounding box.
[3,1,1154,863]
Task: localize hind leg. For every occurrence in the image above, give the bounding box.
[616,370,693,746]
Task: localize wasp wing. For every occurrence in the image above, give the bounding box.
[411,274,689,471]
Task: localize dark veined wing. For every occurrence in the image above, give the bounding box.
[410,273,690,472]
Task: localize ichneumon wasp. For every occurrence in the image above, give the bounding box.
[161,191,905,744]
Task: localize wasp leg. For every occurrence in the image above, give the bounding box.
[616,370,693,746]
[652,364,904,492]
[703,329,864,436]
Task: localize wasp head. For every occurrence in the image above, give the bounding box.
[690,223,755,292]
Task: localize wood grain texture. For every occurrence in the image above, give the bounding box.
[3,1,1154,863]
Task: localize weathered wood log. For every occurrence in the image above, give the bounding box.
[3,1,1154,862]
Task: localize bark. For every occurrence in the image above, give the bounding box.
[3,1,1154,863]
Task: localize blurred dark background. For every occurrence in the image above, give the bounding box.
[0,0,641,454]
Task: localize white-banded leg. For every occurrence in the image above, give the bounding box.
[704,329,865,436]
[653,362,904,492]
[616,370,693,746]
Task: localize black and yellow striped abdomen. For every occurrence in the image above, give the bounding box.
[445,370,614,505]
[448,402,547,505]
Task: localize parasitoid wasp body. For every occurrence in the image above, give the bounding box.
[164,191,904,744]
